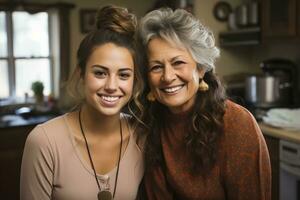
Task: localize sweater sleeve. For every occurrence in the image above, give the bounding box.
[223,108,271,200]
[20,125,54,200]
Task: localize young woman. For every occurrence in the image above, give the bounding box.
[138,8,271,199]
[20,5,144,200]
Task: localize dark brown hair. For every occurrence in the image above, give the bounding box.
[67,5,144,125]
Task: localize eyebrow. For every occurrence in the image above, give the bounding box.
[149,55,183,64]
[92,65,133,72]
[169,56,183,62]
[148,60,162,65]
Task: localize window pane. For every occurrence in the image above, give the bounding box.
[15,59,51,97]
[0,12,7,57]
[0,60,9,98]
[13,12,49,57]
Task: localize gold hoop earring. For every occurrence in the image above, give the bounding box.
[147,92,156,102]
[199,79,209,91]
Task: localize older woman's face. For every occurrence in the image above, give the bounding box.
[147,38,205,113]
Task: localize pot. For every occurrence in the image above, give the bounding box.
[245,75,291,108]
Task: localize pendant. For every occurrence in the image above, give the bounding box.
[98,190,113,200]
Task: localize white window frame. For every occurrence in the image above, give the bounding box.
[0,10,54,102]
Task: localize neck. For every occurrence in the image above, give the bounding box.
[80,104,120,137]
[168,96,197,114]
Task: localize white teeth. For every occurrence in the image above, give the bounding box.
[163,85,183,93]
[101,95,119,102]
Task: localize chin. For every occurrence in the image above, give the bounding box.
[160,97,183,106]
[99,110,121,116]
[94,105,122,116]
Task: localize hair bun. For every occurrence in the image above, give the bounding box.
[96,5,137,37]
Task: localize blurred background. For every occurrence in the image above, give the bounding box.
[1,0,300,199]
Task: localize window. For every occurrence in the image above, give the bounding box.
[0,11,52,100]
[0,12,9,98]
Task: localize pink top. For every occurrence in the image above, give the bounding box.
[20,113,144,200]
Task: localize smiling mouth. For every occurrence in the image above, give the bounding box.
[161,85,184,94]
[98,94,121,102]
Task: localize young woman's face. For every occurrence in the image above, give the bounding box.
[82,43,134,116]
[147,38,205,113]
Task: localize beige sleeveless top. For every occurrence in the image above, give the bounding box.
[20,113,144,200]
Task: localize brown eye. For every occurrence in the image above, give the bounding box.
[119,72,131,80]
[149,65,163,73]
[94,70,107,78]
[173,60,185,66]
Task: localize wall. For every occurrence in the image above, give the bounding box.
[251,41,300,103]
[251,41,300,69]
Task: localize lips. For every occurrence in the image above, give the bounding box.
[97,94,121,106]
[160,84,184,94]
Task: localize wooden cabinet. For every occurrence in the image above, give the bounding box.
[0,125,35,200]
[261,0,298,37]
[264,134,280,200]
[298,0,300,35]
[219,0,300,46]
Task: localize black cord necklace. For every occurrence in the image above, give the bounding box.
[78,109,122,200]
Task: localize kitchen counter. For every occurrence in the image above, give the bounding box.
[0,107,62,129]
[259,123,300,143]
[0,114,57,128]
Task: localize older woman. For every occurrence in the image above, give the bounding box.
[138,8,271,200]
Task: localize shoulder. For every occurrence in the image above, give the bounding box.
[37,114,69,138]
[222,100,264,149]
[224,100,258,131]
[224,100,254,121]
[39,114,68,132]
[25,114,69,149]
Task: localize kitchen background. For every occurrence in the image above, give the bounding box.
[0,0,300,200]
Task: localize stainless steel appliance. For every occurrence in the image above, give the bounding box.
[280,140,300,200]
[245,59,297,108]
[245,75,284,108]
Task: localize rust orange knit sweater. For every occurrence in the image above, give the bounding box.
[144,101,271,200]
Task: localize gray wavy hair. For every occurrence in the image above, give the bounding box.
[139,8,220,71]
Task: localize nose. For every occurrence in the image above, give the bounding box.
[162,64,176,83]
[104,76,117,93]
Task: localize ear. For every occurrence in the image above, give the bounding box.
[197,66,206,78]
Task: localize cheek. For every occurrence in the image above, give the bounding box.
[83,75,103,93]
[121,79,134,93]
[179,67,199,84]
[86,77,100,89]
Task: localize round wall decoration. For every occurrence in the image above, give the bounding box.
[213,1,232,22]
